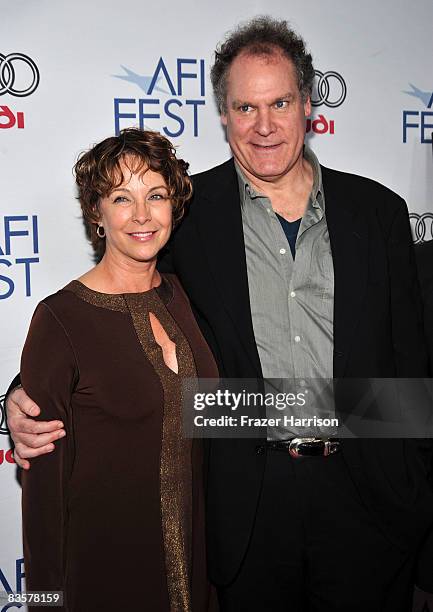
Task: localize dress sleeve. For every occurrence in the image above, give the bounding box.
[20,301,78,611]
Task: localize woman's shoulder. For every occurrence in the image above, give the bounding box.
[38,280,79,302]
[34,281,93,321]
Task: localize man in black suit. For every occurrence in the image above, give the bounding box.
[7,16,433,611]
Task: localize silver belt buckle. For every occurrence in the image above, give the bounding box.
[288,437,316,458]
[288,437,339,458]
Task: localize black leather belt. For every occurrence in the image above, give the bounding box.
[266,437,340,458]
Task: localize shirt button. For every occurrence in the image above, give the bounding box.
[290,291,296,298]
[279,248,286,255]
[294,335,301,343]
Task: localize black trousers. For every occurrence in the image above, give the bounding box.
[218,449,416,612]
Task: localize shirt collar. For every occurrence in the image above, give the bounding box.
[235,144,325,211]
[303,145,324,209]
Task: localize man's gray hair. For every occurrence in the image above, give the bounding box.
[210,15,315,113]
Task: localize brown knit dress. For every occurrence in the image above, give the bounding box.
[21,274,218,611]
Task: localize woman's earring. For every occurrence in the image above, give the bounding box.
[96,225,105,238]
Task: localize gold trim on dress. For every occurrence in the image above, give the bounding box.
[124,290,195,612]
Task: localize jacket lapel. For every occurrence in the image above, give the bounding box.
[194,159,262,377]
[322,166,369,377]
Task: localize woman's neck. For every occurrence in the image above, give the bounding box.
[78,252,161,294]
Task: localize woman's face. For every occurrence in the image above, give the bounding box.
[98,159,173,265]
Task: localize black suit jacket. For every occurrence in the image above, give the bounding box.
[161,158,433,587]
[416,240,433,373]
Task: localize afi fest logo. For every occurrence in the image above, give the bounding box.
[402,84,433,143]
[410,212,433,244]
[0,215,40,300]
[0,52,40,130]
[0,558,25,607]
[308,70,347,136]
[113,57,206,137]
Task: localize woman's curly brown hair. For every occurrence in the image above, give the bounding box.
[74,128,192,257]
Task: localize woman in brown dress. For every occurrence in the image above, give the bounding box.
[20,129,218,611]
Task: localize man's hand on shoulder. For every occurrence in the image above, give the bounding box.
[6,387,65,470]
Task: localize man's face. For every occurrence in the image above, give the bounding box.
[221,51,311,184]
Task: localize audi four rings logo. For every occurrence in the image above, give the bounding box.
[410,213,433,243]
[0,53,40,97]
[0,395,8,435]
[312,70,347,108]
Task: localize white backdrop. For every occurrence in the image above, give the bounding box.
[1,0,432,607]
